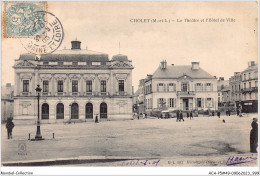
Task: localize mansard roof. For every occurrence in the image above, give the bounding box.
[152,65,215,79]
[19,49,109,62]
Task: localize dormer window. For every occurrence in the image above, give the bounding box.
[58,62,64,65]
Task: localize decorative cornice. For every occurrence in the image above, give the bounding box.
[97,74,110,80]
[83,74,96,80]
[20,73,33,80]
[115,73,128,80]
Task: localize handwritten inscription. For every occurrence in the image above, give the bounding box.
[226,156,257,166]
[122,159,160,167]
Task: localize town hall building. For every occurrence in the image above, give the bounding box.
[13,40,134,123]
[142,61,218,114]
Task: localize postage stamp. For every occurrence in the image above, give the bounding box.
[3,1,47,37]
[19,11,64,55]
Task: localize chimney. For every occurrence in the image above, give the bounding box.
[160,60,167,69]
[71,40,81,50]
[248,61,255,67]
[191,62,200,70]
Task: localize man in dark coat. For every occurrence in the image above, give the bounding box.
[217,111,221,118]
[176,110,180,122]
[95,115,99,123]
[6,118,15,139]
[190,111,193,120]
[186,112,189,118]
[250,118,258,153]
[180,111,184,122]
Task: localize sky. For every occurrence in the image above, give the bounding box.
[1,1,258,91]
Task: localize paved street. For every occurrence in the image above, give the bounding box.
[1,114,258,166]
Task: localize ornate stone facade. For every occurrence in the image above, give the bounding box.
[13,40,134,123]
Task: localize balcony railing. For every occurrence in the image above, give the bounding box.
[84,92,94,96]
[42,92,51,96]
[241,87,258,93]
[56,92,66,96]
[177,91,195,96]
[20,92,31,96]
[115,91,127,96]
[98,92,109,96]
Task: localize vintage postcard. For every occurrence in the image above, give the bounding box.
[1,1,259,175]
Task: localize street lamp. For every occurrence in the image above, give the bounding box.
[33,84,44,141]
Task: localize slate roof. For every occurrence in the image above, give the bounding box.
[152,65,215,79]
[19,49,109,62]
[241,64,258,73]
[112,54,128,61]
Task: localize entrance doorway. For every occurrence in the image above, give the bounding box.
[85,103,93,119]
[100,102,107,118]
[183,99,189,110]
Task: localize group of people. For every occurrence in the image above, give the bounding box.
[176,110,193,122]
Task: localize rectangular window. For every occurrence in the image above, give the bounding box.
[101,80,106,92]
[249,82,251,88]
[43,81,49,92]
[72,62,78,66]
[57,80,63,92]
[206,98,212,107]
[169,98,175,107]
[197,98,202,108]
[244,74,246,80]
[158,83,165,92]
[249,73,251,79]
[206,83,212,91]
[168,83,176,92]
[181,83,188,92]
[249,93,252,99]
[119,80,124,92]
[195,83,203,91]
[23,80,29,92]
[158,98,165,108]
[72,80,78,92]
[255,81,258,87]
[86,81,92,92]
[43,62,49,65]
[244,83,246,89]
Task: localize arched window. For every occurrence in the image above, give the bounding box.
[85,103,93,119]
[71,103,79,119]
[100,102,107,118]
[56,103,64,119]
[42,103,49,119]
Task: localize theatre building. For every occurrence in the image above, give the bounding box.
[13,40,134,123]
[144,61,218,114]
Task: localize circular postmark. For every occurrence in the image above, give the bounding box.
[19,11,64,55]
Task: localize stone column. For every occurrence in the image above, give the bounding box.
[95,74,98,95]
[66,74,69,96]
[80,74,84,96]
[110,72,113,95]
[51,74,55,95]
[16,73,20,96]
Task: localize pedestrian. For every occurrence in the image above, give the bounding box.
[217,111,221,118]
[190,111,193,120]
[138,114,140,120]
[143,113,145,119]
[176,110,180,122]
[180,111,184,122]
[212,111,214,116]
[228,110,231,116]
[95,115,99,123]
[250,118,258,153]
[6,118,15,139]
[186,112,189,118]
[237,108,240,116]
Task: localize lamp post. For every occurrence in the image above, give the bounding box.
[33,84,44,140]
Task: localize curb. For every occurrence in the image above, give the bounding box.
[2,156,158,166]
